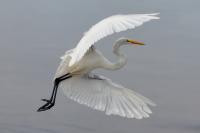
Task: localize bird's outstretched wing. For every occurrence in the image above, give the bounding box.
[60,73,156,119]
[69,13,160,66]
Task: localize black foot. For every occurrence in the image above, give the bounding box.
[37,99,55,112]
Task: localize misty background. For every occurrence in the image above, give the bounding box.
[0,0,199,133]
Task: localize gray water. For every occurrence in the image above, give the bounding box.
[0,0,200,133]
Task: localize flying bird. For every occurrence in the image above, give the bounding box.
[38,13,159,119]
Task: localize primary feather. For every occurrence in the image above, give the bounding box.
[69,13,160,66]
[61,73,155,118]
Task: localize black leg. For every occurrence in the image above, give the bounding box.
[37,73,72,112]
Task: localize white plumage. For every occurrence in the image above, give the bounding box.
[61,73,155,119]
[38,13,159,118]
[69,13,160,66]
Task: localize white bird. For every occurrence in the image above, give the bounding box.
[38,13,159,119]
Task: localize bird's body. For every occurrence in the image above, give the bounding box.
[55,47,105,77]
[38,13,160,119]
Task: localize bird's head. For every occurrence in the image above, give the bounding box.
[116,37,145,46]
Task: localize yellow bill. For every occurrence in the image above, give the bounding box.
[127,39,145,45]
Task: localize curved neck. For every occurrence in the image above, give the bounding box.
[104,42,127,70]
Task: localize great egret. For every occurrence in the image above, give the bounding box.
[38,13,159,119]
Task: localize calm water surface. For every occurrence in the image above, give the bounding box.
[0,0,199,133]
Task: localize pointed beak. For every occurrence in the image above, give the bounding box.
[127,39,145,45]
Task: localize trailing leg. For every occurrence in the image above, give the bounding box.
[37,73,72,112]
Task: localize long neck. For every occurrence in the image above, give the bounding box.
[104,42,127,70]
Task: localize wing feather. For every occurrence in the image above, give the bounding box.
[69,13,160,66]
[60,73,155,118]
